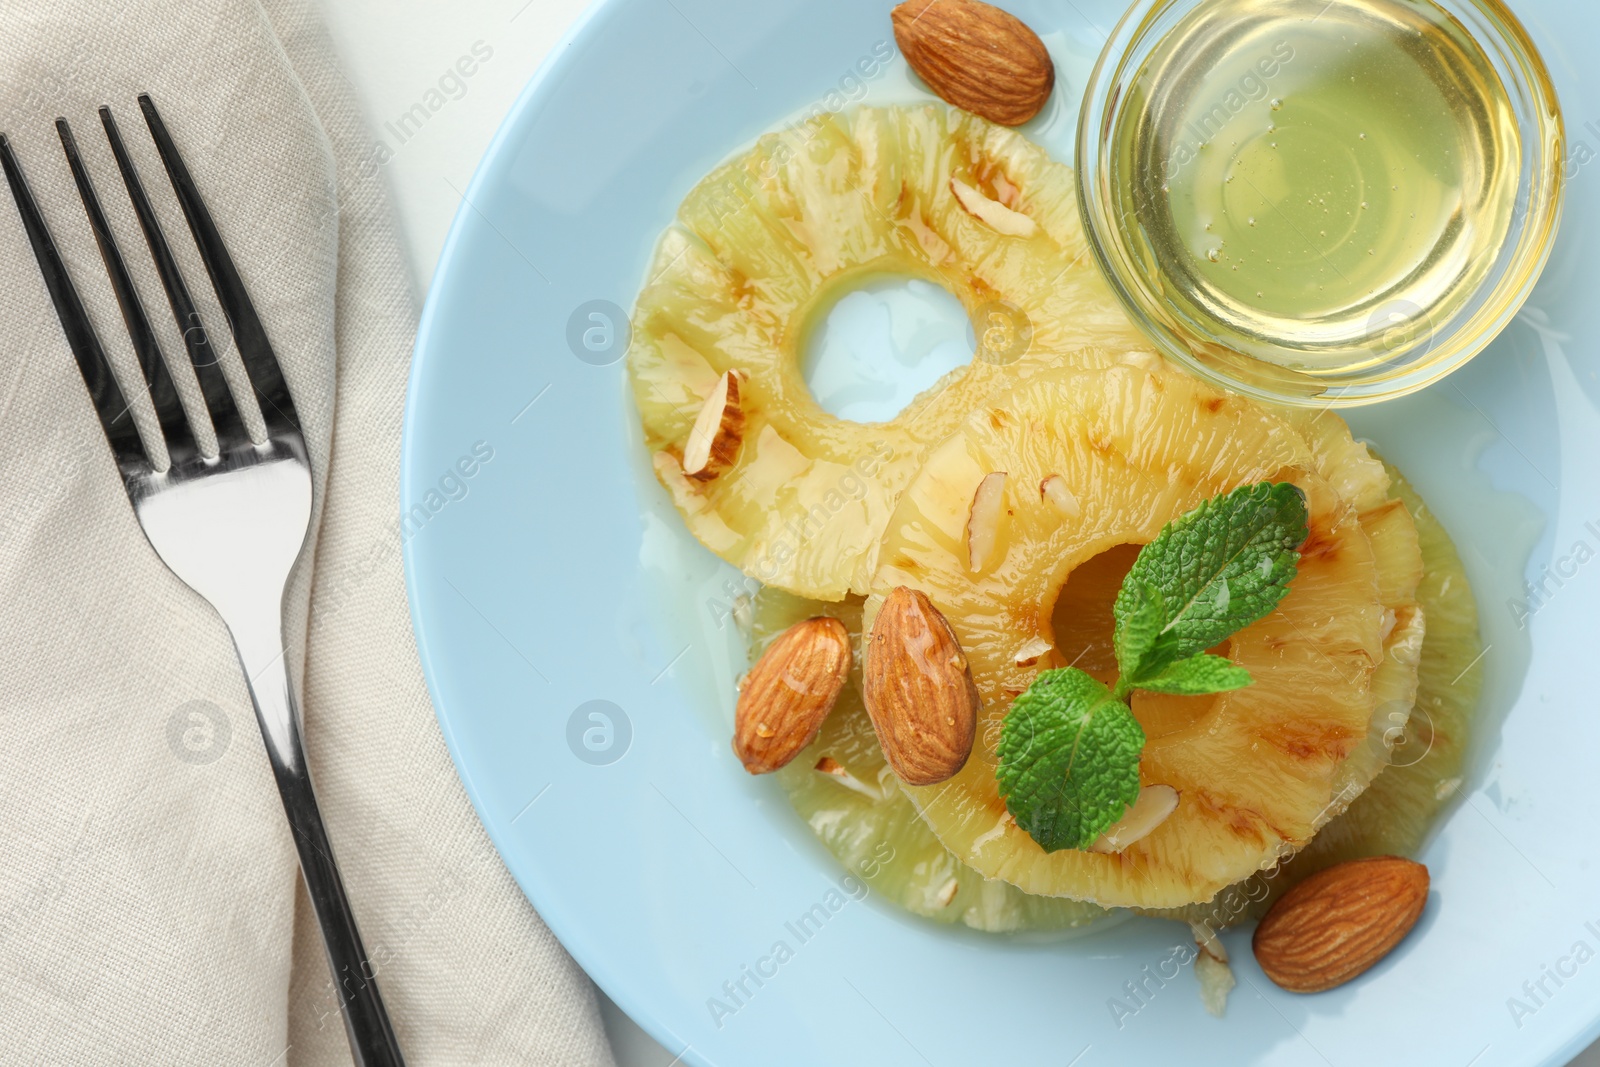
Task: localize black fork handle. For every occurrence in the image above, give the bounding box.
[276,770,407,1067]
[232,611,405,1067]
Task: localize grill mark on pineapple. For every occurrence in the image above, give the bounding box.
[1189,788,1282,848]
[1358,497,1407,523]
[890,553,923,574]
[905,213,952,263]
[1257,718,1360,764]
[1202,396,1226,414]
[1299,524,1342,562]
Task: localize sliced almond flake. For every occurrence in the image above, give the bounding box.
[949,177,1037,238]
[682,370,744,479]
[1188,922,1234,1017]
[1040,474,1081,518]
[967,471,1008,572]
[1089,784,1179,854]
[1014,635,1053,667]
[1189,920,1228,964]
[1194,945,1236,1018]
[814,756,883,801]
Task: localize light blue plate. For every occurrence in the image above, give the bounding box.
[402,1,1600,1063]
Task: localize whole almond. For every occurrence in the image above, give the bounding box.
[1253,856,1430,993]
[734,616,851,774]
[892,0,1055,126]
[863,586,980,786]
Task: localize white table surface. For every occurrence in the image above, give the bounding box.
[310,1,1600,1064]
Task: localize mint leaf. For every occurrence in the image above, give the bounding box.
[1134,653,1253,696]
[1112,580,1166,685]
[996,668,1144,852]
[1113,482,1307,685]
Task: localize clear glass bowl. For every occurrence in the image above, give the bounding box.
[1076,0,1564,407]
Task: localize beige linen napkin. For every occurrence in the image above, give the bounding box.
[0,1,615,1063]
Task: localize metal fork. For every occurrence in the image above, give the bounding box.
[0,96,405,1067]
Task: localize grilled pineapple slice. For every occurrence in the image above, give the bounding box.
[629,105,1146,599]
[758,464,1471,932]
[869,361,1415,910]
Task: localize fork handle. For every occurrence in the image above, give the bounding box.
[230,611,406,1067]
[275,768,406,1066]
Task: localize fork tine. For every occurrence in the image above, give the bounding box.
[0,132,147,469]
[98,105,246,452]
[137,94,300,435]
[56,117,196,462]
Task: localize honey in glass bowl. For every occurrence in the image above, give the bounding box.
[1078,0,1564,406]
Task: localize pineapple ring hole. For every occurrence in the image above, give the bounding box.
[1049,543,1226,742]
[801,276,974,423]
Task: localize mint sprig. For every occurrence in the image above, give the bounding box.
[996,482,1308,853]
